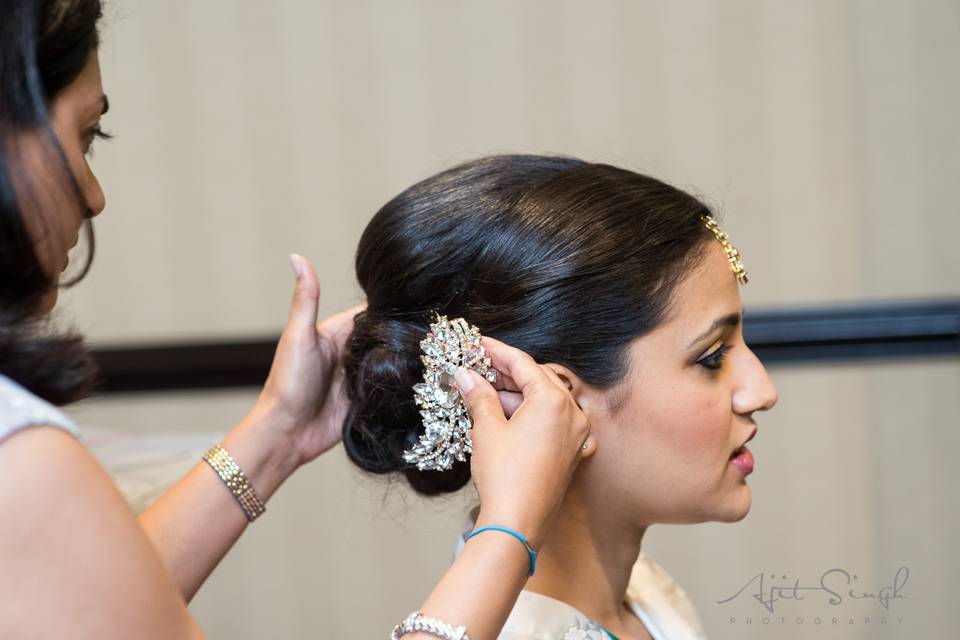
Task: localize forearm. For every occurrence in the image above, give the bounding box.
[138,412,300,601]
[406,531,531,640]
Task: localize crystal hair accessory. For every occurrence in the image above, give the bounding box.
[701,213,749,285]
[403,315,497,472]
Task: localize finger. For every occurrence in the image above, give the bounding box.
[455,367,506,428]
[325,368,351,437]
[285,254,320,341]
[491,363,564,395]
[497,390,523,418]
[481,337,555,395]
[318,302,367,351]
[539,363,571,394]
[489,368,520,393]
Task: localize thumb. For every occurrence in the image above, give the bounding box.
[285,254,320,340]
[455,367,505,428]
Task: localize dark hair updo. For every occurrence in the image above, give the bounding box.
[343,155,715,495]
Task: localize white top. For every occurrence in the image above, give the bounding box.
[454,513,707,639]
[0,374,80,446]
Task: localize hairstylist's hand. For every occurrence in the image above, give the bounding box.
[245,254,363,469]
[454,337,592,550]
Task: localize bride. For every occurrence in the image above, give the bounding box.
[342,155,778,639]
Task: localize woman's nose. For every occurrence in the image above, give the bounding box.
[84,170,105,217]
[733,347,778,415]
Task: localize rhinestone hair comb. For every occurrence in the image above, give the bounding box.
[403,315,497,472]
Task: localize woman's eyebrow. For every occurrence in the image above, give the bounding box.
[84,94,109,121]
[687,312,741,348]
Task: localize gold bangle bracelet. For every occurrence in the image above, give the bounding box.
[202,445,266,522]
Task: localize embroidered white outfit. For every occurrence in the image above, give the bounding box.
[0,374,79,445]
[454,513,707,639]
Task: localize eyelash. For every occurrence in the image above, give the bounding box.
[697,343,733,371]
[85,126,113,156]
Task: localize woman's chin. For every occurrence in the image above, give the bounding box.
[715,483,752,523]
[35,286,59,315]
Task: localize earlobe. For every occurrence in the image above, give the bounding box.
[580,435,597,459]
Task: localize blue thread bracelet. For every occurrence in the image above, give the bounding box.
[466,525,537,576]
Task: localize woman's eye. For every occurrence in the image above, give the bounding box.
[84,125,113,157]
[697,343,732,371]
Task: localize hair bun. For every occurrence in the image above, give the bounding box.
[341,310,472,495]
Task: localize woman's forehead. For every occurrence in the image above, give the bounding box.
[58,52,105,117]
[652,243,744,346]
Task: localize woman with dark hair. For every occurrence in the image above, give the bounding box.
[0,1,592,638]
[344,155,780,638]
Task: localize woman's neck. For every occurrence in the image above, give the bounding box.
[523,485,648,633]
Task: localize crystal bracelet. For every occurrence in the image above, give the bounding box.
[202,445,266,522]
[390,611,470,640]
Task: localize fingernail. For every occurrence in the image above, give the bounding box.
[289,253,303,280]
[454,367,476,394]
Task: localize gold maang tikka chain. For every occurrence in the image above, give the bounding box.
[701,214,748,285]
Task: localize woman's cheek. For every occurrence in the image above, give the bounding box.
[678,398,730,467]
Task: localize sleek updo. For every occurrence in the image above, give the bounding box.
[343,155,715,495]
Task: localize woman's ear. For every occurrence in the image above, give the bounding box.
[542,363,575,392]
[542,363,606,419]
[542,364,610,459]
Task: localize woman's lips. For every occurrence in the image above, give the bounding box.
[61,236,80,272]
[729,446,754,475]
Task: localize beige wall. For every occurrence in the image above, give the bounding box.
[61,0,958,638]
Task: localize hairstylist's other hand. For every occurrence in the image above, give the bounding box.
[455,337,592,550]
[245,254,363,470]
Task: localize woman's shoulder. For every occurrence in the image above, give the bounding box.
[0,374,79,445]
[626,551,707,639]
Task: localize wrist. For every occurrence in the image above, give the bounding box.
[467,524,537,577]
[459,525,533,578]
[221,408,302,501]
[473,507,550,551]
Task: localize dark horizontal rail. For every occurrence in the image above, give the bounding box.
[743,299,960,364]
[91,299,960,393]
[92,341,278,393]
